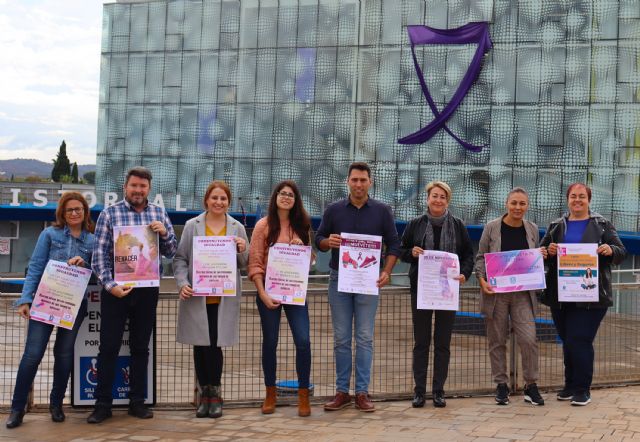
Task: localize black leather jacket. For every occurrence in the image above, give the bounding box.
[540,213,626,309]
[399,214,474,295]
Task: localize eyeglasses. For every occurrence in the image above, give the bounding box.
[65,207,84,214]
[277,191,295,199]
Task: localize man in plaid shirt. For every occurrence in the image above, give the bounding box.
[87,167,177,424]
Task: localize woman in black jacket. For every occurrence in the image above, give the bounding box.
[400,181,474,408]
[541,182,626,406]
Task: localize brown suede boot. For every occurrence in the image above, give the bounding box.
[298,388,311,417]
[261,386,277,414]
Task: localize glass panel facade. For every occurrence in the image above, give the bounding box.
[96,0,640,231]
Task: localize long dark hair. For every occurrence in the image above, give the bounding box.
[266,180,311,246]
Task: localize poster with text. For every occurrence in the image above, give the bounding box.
[485,249,546,293]
[192,236,237,296]
[558,243,599,302]
[338,233,382,296]
[113,225,159,288]
[417,250,460,310]
[265,243,312,305]
[72,287,154,406]
[30,260,91,330]
[0,238,10,255]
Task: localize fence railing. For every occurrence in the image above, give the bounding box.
[1,280,640,410]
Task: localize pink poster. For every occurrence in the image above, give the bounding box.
[484,249,546,293]
[30,260,92,330]
[113,225,160,287]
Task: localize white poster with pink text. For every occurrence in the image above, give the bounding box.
[338,232,382,296]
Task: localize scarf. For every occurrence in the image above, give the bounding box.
[422,209,457,253]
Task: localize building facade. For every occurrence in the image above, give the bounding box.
[96,0,640,232]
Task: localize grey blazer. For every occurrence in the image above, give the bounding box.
[474,216,540,319]
[173,212,249,347]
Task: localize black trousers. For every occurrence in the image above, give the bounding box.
[411,291,456,394]
[95,287,158,407]
[193,303,223,387]
[551,305,607,394]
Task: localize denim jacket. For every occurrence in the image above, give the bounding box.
[16,226,95,307]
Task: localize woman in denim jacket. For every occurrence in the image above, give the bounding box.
[6,192,95,429]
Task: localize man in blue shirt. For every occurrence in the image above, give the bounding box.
[315,162,400,412]
[87,167,177,423]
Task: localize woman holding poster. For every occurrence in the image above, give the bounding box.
[400,181,473,408]
[541,183,626,406]
[474,187,547,407]
[248,180,313,417]
[7,192,95,429]
[173,181,248,418]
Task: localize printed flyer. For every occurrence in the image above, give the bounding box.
[265,244,312,305]
[338,232,382,296]
[557,243,599,302]
[113,225,160,287]
[484,249,546,293]
[416,250,460,310]
[30,260,92,330]
[192,236,237,296]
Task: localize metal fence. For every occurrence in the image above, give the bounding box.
[1,280,640,410]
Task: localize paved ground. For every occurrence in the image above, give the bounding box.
[2,385,640,441]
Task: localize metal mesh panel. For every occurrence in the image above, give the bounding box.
[2,284,640,409]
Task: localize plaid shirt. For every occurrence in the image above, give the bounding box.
[92,199,177,291]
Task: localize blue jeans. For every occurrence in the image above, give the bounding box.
[257,297,311,388]
[95,287,158,408]
[328,270,379,394]
[551,305,607,394]
[11,299,88,412]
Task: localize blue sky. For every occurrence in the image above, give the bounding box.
[0,0,104,165]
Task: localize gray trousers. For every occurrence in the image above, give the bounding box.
[486,293,539,385]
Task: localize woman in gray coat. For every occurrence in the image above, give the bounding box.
[475,187,547,407]
[173,181,249,418]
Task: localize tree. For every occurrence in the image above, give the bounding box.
[83,171,96,184]
[71,162,79,183]
[51,140,71,182]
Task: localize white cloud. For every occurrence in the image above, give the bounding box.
[0,135,16,147]
[0,1,102,164]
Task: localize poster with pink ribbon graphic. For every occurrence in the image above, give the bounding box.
[30,260,91,330]
[192,236,237,296]
[338,232,382,296]
[484,249,546,293]
[417,250,460,310]
[265,243,312,305]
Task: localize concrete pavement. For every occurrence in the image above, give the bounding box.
[2,386,640,441]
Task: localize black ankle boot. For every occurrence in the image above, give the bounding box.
[432,390,446,408]
[209,385,223,418]
[50,404,65,422]
[6,410,25,429]
[196,385,211,418]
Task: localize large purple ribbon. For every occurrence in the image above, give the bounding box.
[398,22,492,152]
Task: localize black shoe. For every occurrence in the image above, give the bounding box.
[432,390,446,408]
[5,410,25,429]
[128,402,153,419]
[87,406,112,424]
[49,405,65,422]
[570,391,591,406]
[557,388,573,401]
[411,392,425,408]
[523,383,545,406]
[495,383,510,405]
[208,386,223,418]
